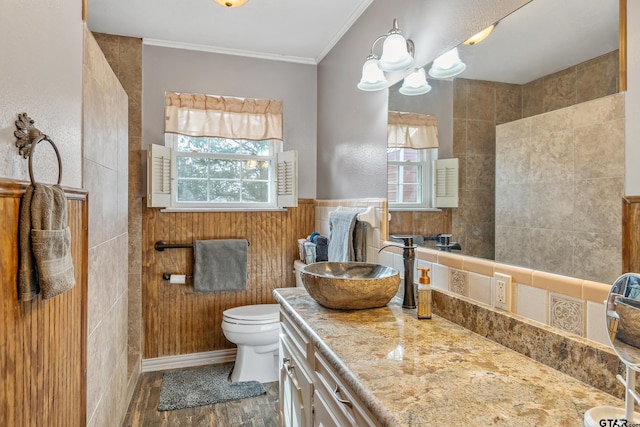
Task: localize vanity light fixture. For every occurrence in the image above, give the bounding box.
[357,19,415,91]
[428,47,466,79]
[214,0,249,8]
[463,23,497,45]
[399,68,432,96]
[357,56,390,91]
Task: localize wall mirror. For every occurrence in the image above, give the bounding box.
[387,0,623,284]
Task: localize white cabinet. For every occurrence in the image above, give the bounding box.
[280,311,314,427]
[279,308,381,427]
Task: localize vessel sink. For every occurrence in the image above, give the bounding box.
[300,262,400,310]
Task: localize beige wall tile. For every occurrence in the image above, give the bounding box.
[494,263,533,286]
[463,223,495,261]
[467,81,496,121]
[548,293,585,336]
[574,119,624,180]
[582,280,613,303]
[573,177,623,234]
[529,229,575,278]
[462,256,494,276]
[577,51,619,104]
[574,232,622,284]
[495,226,532,269]
[437,252,463,269]
[449,268,469,296]
[533,270,582,298]
[543,67,577,112]
[495,136,530,186]
[495,82,522,125]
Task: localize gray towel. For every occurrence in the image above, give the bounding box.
[193,239,248,292]
[328,211,358,262]
[353,221,367,262]
[18,183,75,301]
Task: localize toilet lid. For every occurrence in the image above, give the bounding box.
[223,304,280,324]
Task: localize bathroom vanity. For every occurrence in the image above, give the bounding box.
[274,287,622,426]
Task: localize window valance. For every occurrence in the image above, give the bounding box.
[387,111,439,149]
[165,91,283,141]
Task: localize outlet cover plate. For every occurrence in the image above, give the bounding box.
[494,273,512,311]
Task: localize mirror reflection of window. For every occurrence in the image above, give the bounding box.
[387,147,436,208]
[387,111,439,210]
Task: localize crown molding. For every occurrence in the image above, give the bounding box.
[143,38,317,65]
[314,0,374,63]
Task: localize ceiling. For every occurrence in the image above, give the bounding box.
[86,0,374,64]
[87,0,619,83]
[456,0,619,84]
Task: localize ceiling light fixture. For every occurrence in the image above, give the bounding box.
[463,23,497,46]
[214,0,249,8]
[358,19,415,92]
[399,68,432,96]
[428,47,466,79]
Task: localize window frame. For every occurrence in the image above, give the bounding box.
[165,133,283,210]
[387,147,438,211]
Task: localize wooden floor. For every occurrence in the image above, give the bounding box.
[122,365,280,426]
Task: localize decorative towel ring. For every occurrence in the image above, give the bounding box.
[14,112,63,185]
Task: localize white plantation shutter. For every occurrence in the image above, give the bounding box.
[434,158,459,208]
[147,144,172,207]
[276,150,298,208]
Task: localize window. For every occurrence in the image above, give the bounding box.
[387,147,436,209]
[147,92,297,210]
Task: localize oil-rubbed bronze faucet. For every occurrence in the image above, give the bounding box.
[379,235,417,309]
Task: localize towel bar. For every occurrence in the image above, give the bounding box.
[154,239,250,252]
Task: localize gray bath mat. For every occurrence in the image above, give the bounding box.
[157,363,266,411]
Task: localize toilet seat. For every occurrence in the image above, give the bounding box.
[223,304,280,325]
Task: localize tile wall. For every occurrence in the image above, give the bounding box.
[450,50,619,262]
[83,27,130,426]
[495,93,624,284]
[92,32,143,384]
[378,246,613,346]
[314,199,387,261]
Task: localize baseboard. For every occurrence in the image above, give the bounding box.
[141,349,237,373]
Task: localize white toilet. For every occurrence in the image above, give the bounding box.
[221,303,280,383]
[294,260,306,288]
[221,264,305,383]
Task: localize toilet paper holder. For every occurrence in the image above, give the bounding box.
[162,272,192,281]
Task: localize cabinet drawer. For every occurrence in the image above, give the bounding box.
[280,310,310,359]
[314,351,380,427]
[280,336,314,427]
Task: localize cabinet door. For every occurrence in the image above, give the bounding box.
[280,336,313,427]
[313,390,347,427]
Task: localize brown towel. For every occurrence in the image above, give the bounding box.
[18,183,75,301]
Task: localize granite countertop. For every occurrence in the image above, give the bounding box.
[273,288,622,427]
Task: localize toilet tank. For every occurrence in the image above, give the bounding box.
[294,260,306,288]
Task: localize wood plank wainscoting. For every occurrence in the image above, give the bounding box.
[0,178,88,426]
[623,196,640,274]
[142,199,315,359]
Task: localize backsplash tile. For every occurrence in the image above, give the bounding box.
[586,301,609,346]
[449,268,469,297]
[516,284,548,324]
[549,293,585,337]
[468,272,491,305]
[431,263,449,290]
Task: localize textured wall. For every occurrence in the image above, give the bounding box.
[141,201,315,358]
[92,32,144,388]
[316,0,530,200]
[495,93,624,284]
[142,45,318,199]
[0,0,82,186]
[83,27,131,427]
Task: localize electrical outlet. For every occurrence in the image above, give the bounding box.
[494,273,512,311]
